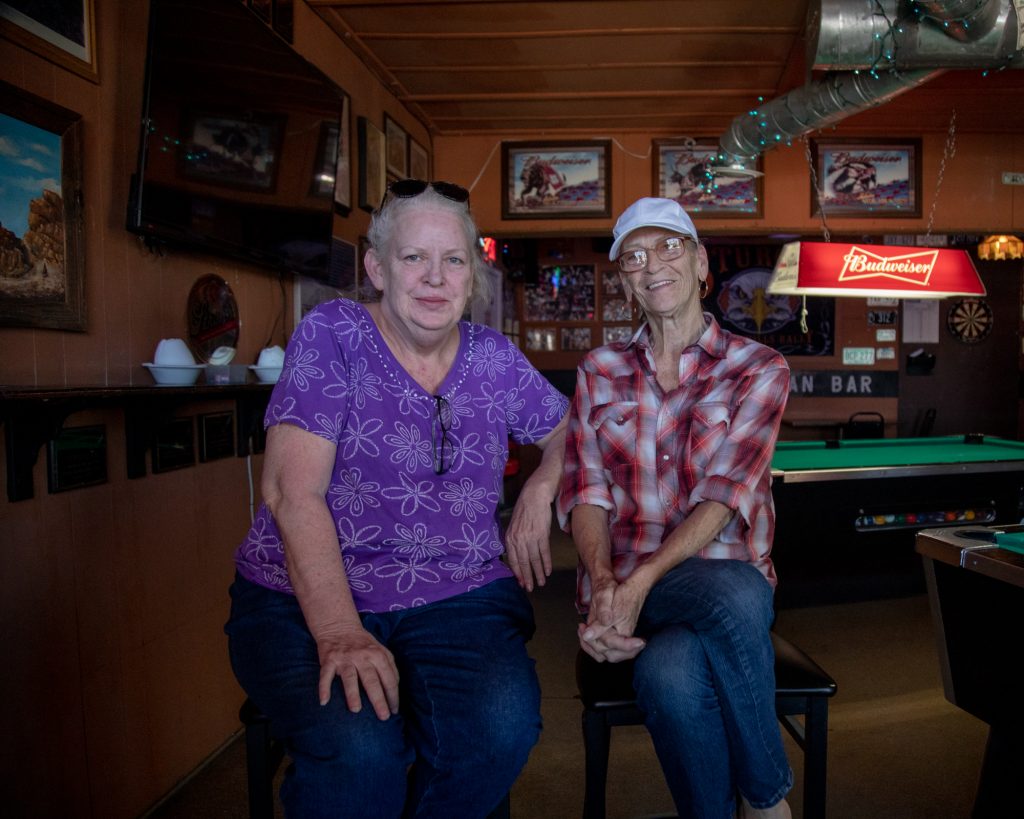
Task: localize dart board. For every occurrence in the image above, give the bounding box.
[946,298,993,344]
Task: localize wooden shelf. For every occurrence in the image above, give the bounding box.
[0,383,273,502]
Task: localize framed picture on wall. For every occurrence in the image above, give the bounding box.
[358,116,386,213]
[310,120,339,198]
[653,138,762,217]
[333,93,352,215]
[810,138,922,217]
[502,140,611,219]
[409,138,429,181]
[0,81,86,330]
[384,114,408,178]
[0,0,97,82]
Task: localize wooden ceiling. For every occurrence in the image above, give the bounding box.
[307,0,1024,140]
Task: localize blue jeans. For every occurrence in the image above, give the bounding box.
[226,574,541,819]
[631,558,793,819]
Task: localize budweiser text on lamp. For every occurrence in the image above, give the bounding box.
[977,234,1024,261]
[767,241,987,300]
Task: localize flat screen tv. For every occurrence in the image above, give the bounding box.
[127,0,347,281]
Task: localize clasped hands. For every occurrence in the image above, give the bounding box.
[578,577,648,663]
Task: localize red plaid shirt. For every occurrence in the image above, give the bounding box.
[557,315,789,609]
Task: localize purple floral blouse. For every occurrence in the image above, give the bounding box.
[234,298,568,612]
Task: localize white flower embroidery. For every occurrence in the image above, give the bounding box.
[342,553,374,593]
[337,518,383,552]
[380,472,441,516]
[328,467,381,516]
[285,344,325,392]
[374,555,441,594]
[384,522,447,560]
[447,522,497,564]
[383,422,432,472]
[340,416,383,459]
[439,477,491,522]
[244,516,284,563]
[471,335,513,380]
[330,357,381,409]
[485,432,507,471]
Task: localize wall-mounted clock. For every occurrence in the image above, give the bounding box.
[946,298,993,344]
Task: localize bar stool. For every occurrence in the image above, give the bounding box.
[238,698,511,819]
[575,631,837,819]
[239,699,284,819]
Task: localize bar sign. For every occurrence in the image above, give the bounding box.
[1003,172,1024,185]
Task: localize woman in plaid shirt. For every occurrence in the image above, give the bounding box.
[557,198,793,819]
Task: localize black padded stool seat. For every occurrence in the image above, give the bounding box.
[575,631,837,819]
[238,698,511,819]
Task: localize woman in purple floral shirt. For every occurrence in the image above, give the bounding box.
[226,180,567,818]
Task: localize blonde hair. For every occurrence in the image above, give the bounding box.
[367,186,492,309]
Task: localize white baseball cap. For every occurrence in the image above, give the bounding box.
[609,197,699,261]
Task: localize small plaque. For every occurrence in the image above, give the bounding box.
[876,347,896,360]
[842,347,876,366]
[199,412,235,462]
[867,310,898,326]
[876,328,896,342]
[47,425,107,493]
[152,417,195,473]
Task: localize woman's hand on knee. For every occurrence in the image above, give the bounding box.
[316,628,400,721]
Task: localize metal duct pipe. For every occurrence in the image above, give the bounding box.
[717,67,941,164]
[715,0,1021,167]
[911,0,1003,42]
[813,0,1021,69]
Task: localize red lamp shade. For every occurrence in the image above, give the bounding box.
[768,241,986,299]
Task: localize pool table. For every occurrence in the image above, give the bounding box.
[915,525,1024,818]
[769,435,1024,606]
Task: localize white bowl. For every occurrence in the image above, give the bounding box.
[249,364,283,384]
[143,363,206,386]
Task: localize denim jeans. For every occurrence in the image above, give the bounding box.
[226,573,541,819]
[631,558,793,819]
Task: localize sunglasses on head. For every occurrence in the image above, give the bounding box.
[380,179,470,210]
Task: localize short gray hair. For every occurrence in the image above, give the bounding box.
[367,186,492,309]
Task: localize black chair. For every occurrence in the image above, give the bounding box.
[239,698,511,819]
[576,631,837,819]
[842,411,885,439]
[239,699,285,819]
[913,407,937,437]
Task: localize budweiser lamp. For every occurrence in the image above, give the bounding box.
[767,242,986,300]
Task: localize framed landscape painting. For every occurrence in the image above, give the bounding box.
[0,81,86,330]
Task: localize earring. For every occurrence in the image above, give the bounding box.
[699,279,709,299]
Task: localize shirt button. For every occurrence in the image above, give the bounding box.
[617,416,624,423]
[662,454,670,461]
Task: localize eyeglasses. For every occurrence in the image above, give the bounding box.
[616,236,694,273]
[431,395,454,475]
[380,179,470,211]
